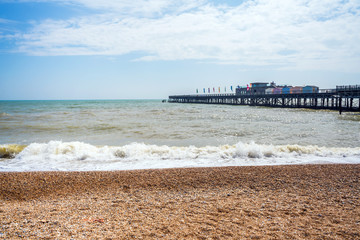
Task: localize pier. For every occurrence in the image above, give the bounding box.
[168,85,360,113]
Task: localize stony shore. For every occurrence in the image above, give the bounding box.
[1,164,359,239]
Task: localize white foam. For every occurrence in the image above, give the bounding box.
[0,141,359,171]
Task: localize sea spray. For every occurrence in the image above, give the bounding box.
[1,141,359,171]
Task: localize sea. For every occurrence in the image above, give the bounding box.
[1,99,359,171]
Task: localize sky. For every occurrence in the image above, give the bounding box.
[0,0,360,100]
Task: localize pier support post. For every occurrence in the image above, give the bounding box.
[339,97,342,115]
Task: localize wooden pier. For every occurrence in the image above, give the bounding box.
[168,85,360,113]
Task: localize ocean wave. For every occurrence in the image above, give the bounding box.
[0,141,359,171]
[0,144,26,158]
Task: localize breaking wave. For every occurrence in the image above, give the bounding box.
[0,141,359,171]
[0,144,26,158]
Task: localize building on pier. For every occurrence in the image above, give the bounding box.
[236,82,274,95]
[235,82,320,96]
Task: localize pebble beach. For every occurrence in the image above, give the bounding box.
[1,164,359,239]
[2,1,360,238]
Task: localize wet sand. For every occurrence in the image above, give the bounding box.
[0,164,359,239]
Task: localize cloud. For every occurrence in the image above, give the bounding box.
[11,0,360,71]
[0,18,19,41]
[0,18,13,23]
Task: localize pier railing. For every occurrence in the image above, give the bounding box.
[319,89,337,94]
[336,85,360,96]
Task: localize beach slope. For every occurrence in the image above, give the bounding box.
[1,164,359,239]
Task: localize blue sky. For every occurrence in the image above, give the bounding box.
[0,0,359,100]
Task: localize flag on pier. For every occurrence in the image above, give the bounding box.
[196,89,198,93]
[203,88,205,93]
[213,87,215,92]
[208,88,210,93]
[230,86,233,92]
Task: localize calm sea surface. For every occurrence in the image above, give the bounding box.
[1,100,359,171]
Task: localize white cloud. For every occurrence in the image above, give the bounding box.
[13,0,360,71]
[0,18,19,41]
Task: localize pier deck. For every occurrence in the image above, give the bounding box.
[168,86,360,113]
